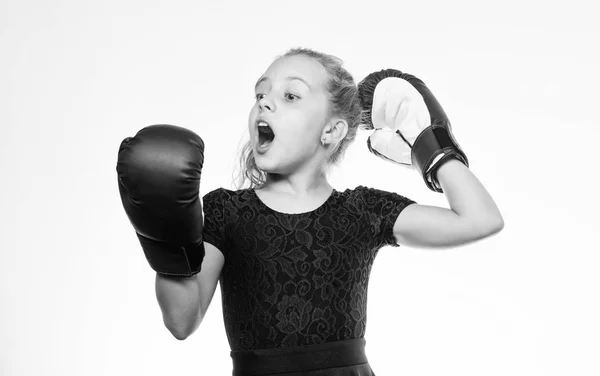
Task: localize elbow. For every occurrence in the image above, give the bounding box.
[164,316,202,341]
[170,328,191,341]
[166,323,194,341]
[490,214,505,234]
[480,214,504,237]
[461,214,504,245]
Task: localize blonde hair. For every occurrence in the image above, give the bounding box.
[233,47,363,189]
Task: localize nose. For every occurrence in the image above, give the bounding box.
[258,96,274,112]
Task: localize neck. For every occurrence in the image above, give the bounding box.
[263,168,331,196]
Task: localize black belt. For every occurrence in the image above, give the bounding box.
[230,338,369,376]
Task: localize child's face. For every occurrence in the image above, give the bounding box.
[248,55,331,175]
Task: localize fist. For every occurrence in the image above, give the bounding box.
[367,76,432,167]
[358,69,469,192]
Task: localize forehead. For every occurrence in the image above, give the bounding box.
[260,55,327,89]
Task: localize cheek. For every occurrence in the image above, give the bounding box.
[282,127,319,150]
[279,120,313,143]
[248,106,258,131]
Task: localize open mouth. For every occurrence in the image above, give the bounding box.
[257,121,275,147]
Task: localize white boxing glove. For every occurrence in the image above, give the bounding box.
[358,69,469,193]
[368,76,432,167]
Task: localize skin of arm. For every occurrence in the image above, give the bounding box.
[393,159,504,249]
[155,242,224,340]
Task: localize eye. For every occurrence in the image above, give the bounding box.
[255,93,265,101]
[285,93,299,102]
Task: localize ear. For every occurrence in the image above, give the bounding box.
[322,117,348,145]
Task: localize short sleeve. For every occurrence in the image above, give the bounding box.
[202,188,228,252]
[356,185,416,248]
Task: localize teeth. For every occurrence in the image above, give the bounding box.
[257,121,269,127]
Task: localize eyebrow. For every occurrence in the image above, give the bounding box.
[254,76,312,91]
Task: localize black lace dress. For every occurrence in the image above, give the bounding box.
[202,186,415,375]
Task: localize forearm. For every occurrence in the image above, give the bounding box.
[435,159,503,227]
[155,273,203,340]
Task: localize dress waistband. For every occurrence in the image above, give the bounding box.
[230,338,368,376]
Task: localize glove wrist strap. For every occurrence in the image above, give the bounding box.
[136,233,205,277]
[411,125,469,192]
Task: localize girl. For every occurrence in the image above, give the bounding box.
[159,48,503,375]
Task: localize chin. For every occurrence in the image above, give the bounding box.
[256,161,279,174]
[255,156,287,176]
[253,152,275,172]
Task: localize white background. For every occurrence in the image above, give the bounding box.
[1,0,598,375]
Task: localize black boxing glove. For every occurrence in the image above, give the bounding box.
[117,124,205,277]
[358,69,469,193]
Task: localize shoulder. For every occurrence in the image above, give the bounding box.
[202,187,246,202]
[338,185,375,198]
[337,185,416,222]
[339,185,412,202]
[202,188,256,219]
[202,188,249,229]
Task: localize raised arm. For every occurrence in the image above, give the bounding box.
[393,159,503,249]
[358,69,503,249]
